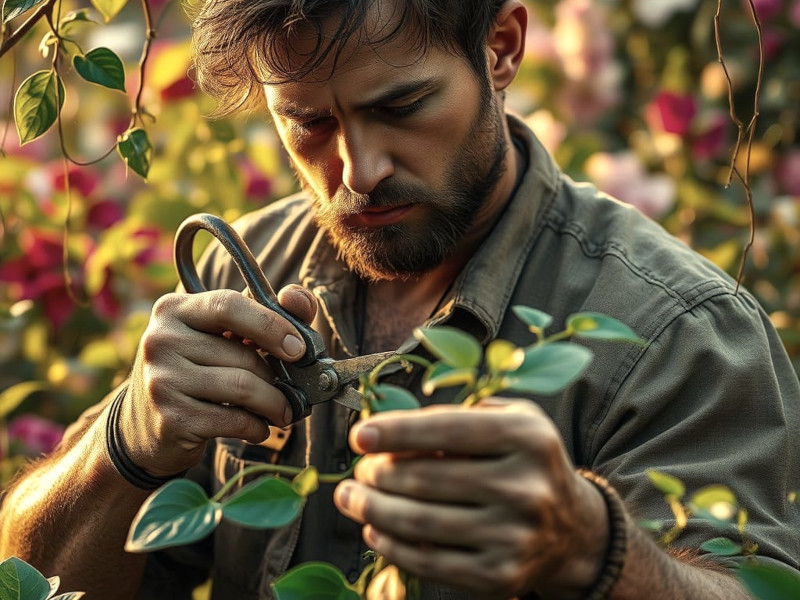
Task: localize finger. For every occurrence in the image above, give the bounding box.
[277,284,317,324]
[181,331,273,380]
[350,401,552,456]
[163,290,306,361]
[174,394,272,444]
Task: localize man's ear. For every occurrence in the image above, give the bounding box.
[486,0,527,92]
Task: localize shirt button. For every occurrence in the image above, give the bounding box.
[337,461,348,472]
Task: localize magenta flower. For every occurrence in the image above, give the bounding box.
[776,149,800,196]
[87,199,125,230]
[751,0,784,21]
[646,91,698,137]
[8,414,65,456]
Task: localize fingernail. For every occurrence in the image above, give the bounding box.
[355,424,379,452]
[336,482,351,510]
[282,334,304,357]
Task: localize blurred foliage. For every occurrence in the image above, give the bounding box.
[0,0,798,482]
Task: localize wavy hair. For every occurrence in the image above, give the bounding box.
[191,0,506,115]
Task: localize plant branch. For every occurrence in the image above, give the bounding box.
[210,463,355,503]
[0,0,57,60]
[130,0,155,128]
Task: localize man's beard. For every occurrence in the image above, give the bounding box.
[299,99,508,281]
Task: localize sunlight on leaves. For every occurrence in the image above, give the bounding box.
[273,562,359,600]
[512,305,553,334]
[414,327,482,370]
[73,48,126,92]
[2,0,47,23]
[504,342,593,395]
[0,381,48,419]
[292,467,319,498]
[126,480,222,552]
[90,0,129,22]
[485,339,524,374]
[14,71,65,145]
[421,363,476,396]
[368,384,421,412]
[117,128,152,179]
[646,470,686,498]
[690,485,738,524]
[0,556,51,600]
[567,313,645,344]
[221,477,304,528]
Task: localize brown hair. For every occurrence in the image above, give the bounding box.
[191,0,506,115]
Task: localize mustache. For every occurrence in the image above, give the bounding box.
[328,179,428,216]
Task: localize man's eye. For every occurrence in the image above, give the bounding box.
[379,98,425,119]
[295,116,332,132]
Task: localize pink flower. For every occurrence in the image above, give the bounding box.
[87,199,125,230]
[53,166,99,198]
[691,112,728,160]
[646,92,698,137]
[791,0,800,25]
[239,160,274,203]
[8,414,65,455]
[160,75,196,103]
[751,0,783,21]
[776,149,800,196]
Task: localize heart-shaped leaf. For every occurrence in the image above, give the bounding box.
[504,342,593,395]
[368,384,420,412]
[414,327,482,369]
[116,128,152,179]
[0,381,48,419]
[567,313,644,344]
[485,339,524,374]
[126,479,221,552]
[700,537,742,557]
[646,470,686,498]
[273,563,359,600]
[0,556,51,600]
[737,561,800,600]
[74,48,126,91]
[421,363,476,396]
[222,476,304,528]
[14,70,65,145]
[2,0,47,23]
[292,467,319,497]
[90,0,128,22]
[512,305,553,333]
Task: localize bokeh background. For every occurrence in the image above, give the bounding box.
[1,0,798,485]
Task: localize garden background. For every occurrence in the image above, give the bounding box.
[0,0,798,488]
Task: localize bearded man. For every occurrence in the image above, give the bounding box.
[1,1,798,599]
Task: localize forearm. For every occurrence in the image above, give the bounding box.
[0,406,150,600]
[610,516,752,600]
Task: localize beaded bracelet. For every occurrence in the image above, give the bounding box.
[577,469,628,600]
[105,387,184,490]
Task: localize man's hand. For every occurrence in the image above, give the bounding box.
[118,284,317,477]
[334,399,610,599]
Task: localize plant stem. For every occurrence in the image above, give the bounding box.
[367,355,431,387]
[211,463,355,502]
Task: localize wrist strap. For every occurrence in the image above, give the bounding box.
[577,469,628,600]
[105,387,184,490]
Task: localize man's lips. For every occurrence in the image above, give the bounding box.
[345,204,415,227]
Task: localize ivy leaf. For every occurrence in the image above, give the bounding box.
[125,480,222,552]
[90,0,128,22]
[700,537,742,557]
[485,339,524,374]
[2,0,47,23]
[368,384,420,412]
[567,313,644,345]
[646,470,686,498]
[0,381,48,419]
[292,467,319,498]
[504,342,593,395]
[690,485,738,525]
[14,71,65,145]
[512,305,553,333]
[421,363,476,396]
[73,48,126,91]
[414,327,482,369]
[272,563,359,600]
[221,477,304,528]
[737,561,800,600]
[60,8,95,28]
[116,128,152,179]
[0,556,51,600]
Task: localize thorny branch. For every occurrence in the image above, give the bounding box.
[714,0,765,293]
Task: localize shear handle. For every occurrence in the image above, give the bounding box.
[174,213,321,367]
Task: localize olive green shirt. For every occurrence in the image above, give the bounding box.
[138,116,800,599]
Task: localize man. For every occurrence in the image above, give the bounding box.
[1,1,798,599]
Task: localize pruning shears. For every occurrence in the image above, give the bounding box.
[174,213,394,424]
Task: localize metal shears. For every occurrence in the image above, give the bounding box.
[174,213,394,424]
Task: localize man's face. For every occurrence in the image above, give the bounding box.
[264,13,508,281]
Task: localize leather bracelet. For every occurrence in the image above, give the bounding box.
[105,387,184,490]
[577,469,628,600]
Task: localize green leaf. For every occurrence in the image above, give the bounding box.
[273,563,359,600]
[646,470,686,498]
[2,0,47,22]
[700,537,742,557]
[292,467,319,498]
[368,384,421,412]
[221,477,304,528]
[421,363,476,396]
[638,519,664,533]
[504,342,593,395]
[90,0,128,22]
[567,313,644,344]
[0,556,51,600]
[485,339,524,374]
[14,71,65,145]
[125,480,221,552]
[690,485,738,524]
[512,305,553,332]
[737,561,800,600]
[0,381,48,419]
[413,327,482,369]
[116,128,152,179]
[73,48,126,91]
[60,8,95,29]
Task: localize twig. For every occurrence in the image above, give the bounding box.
[714,0,764,293]
[0,0,57,60]
[130,0,156,128]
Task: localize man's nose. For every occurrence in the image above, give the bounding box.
[338,127,393,194]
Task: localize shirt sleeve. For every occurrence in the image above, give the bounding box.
[589,289,800,572]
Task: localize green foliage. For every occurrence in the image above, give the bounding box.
[0,556,84,600]
[646,470,686,498]
[116,128,152,179]
[0,382,48,419]
[220,477,304,529]
[89,0,128,22]
[2,0,47,23]
[13,71,65,145]
[73,48,126,92]
[272,563,359,600]
[505,343,594,395]
[414,327,482,370]
[738,562,800,600]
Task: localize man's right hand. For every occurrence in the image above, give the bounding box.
[118,284,317,477]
